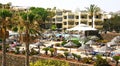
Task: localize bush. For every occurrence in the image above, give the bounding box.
[30,48,38,55]
[72,53,77,59]
[6,44,9,52]
[61,41,67,46]
[21,50,25,55]
[43,47,49,55]
[76,55,81,61]
[55,43,61,47]
[112,56,120,66]
[30,59,69,66]
[0,45,2,50]
[64,52,69,60]
[49,48,55,57]
[59,48,68,51]
[56,53,64,58]
[14,47,20,54]
[72,40,81,47]
[0,39,2,42]
[94,55,110,66]
[82,57,93,64]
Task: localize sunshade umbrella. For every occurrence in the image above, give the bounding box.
[85,40,95,46]
[89,36,99,40]
[78,44,93,51]
[34,42,45,55]
[78,44,93,55]
[107,41,117,46]
[80,36,88,43]
[111,37,120,43]
[64,41,77,52]
[99,46,113,52]
[34,42,45,46]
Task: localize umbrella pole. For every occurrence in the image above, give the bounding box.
[70,48,71,53]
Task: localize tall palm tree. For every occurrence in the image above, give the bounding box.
[86,4,101,28]
[0,8,12,66]
[20,10,40,66]
[113,56,120,66]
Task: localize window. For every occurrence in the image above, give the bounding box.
[52,18,55,22]
[64,16,67,19]
[81,21,87,24]
[89,16,92,19]
[56,17,62,21]
[75,22,79,25]
[89,22,92,25]
[64,22,67,25]
[56,12,62,16]
[95,22,103,25]
[81,15,87,19]
[95,15,101,19]
[76,16,79,19]
[68,21,74,25]
[68,15,74,19]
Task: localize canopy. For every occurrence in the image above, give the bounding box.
[67,24,97,31]
[9,31,18,36]
[34,42,45,46]
[78,44,93,51]
[64,41,77,47]
[64,41,77,52]
[85,40,95,45]
[99,46,113,52]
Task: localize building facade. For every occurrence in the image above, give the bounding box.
[52,9,106,30]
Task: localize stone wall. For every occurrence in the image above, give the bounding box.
[0,52,92,66]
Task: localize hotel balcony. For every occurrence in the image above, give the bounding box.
[95,25,103,29]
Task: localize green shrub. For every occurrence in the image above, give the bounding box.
[82,57,93,64]
[30,48,38,55]
[0,39,2,42]
[59,48,68,51]
[94,55,110,66]
[76,55,81,61]
[0,45,2,50]
[21,50,25,55]
[61,41,67,46]
[14,47,20,54]
[30,59,69,66]
[56,53,64,58]
[112,56,120,66]
[6,44,9,52]
[64,52,69,60]
[43,47,49,55]
[72,40,81,47]
[55,43,61,47]
[49,48,55,57]
[72,53,77,59]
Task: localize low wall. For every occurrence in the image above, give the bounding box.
[0,52,92,66]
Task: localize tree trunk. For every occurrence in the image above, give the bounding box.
[45,51,48,55]
[25,26,30,66]
[25,41,29,66]
[1,27,6,66]
[116,61,118,66]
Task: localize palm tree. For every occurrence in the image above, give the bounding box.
[49,48,55,57]
[20,10,40,66]
[0,8,12,66]
[113,56,120,66]
[43,47,49,55]
[86,4,101,28]
[64,52,69,60]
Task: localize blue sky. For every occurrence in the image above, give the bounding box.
[0,0,119,12]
